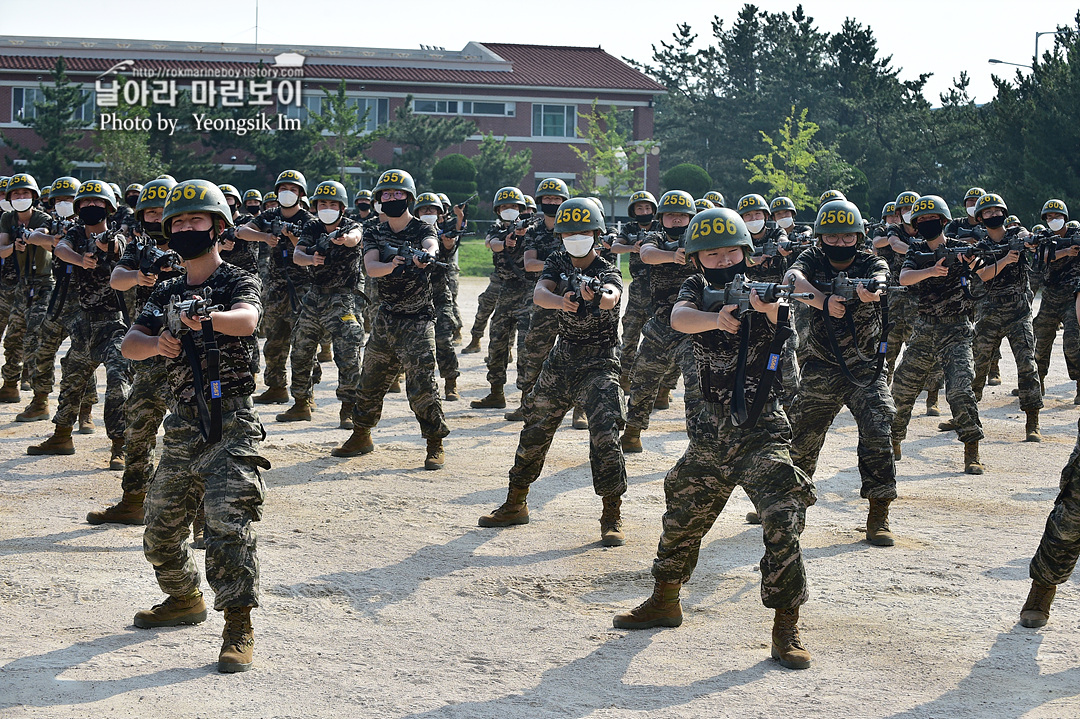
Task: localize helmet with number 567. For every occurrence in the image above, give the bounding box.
[553,198,604,234]
[814,200,865,239]
[162,179,234,238]
[684,208,754,257]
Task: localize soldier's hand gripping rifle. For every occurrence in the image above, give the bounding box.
[702,274,814,429]
[43,218,79,320]
[312,228,345,259]
[258,216,302,311]
[813,272,895,388]
[158,289,226,444]
[906,244,994,299]
[85,226,130,322]
[558,268,609,315]
[138,242,182,277]
[380,241,450,276]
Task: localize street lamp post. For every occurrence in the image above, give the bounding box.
[988,30,1062,72]
[988,58,1032,70]
[1035,30,1061,64]
[635,144,660,191]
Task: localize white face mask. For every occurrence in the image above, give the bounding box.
[901,211,913,224]
[419,214,439,225]
[562,234,594,257]
[1049,218,1066,232]
[55,200,75,218]
[776,216,794,229]
[966,205,976,217]
[277,190,299,208]
[11,198,33,212]
[745,219,766,234]
[499,208,520,222]
[317,208,341,225]
[0,199,12,213]
[373,201,383,215]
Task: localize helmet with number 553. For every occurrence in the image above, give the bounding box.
[312,180,348,208]
[553,198,604,234]
[162,179,234,238]
[684,208,754,257]
[814,200,865,239]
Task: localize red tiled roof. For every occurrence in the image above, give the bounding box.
[0,43,665,93]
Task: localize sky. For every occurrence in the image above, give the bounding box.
[0,0,1076,105]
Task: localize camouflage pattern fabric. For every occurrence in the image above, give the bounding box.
[650,410,816,609]
[1030,416,1080,586]
[626,318,699,432]
[972,294,1042,410]
[1,277,52,383]
[123,358,170,494]
[288,289,363,402]
[432,275,459,382]
[619,277,650,378]
[517,305,559,394]
[29,300,98,406]
[1033,284,1080,382]
[52,313,129,439]
[469,270,503,340]
[484,279,532,387]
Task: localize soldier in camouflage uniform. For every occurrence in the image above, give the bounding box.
[236,170,315,405]
[27,180,130,469]
[0,173,53,406]
[479,197,628,545]
[85,176,182,526]
[891,195,985,474]
[1031,199,1080,402]
[276,180,364,427]
[350,190,381,336]
[436,192,465,343]
[470,187,533,410]
[966,194,1043,441]
[412,192,462,401]
[783,200,898,546]
[621,190,702,452]
[332,169,449,469]
[613,207,816,671]
[124,179,268,674]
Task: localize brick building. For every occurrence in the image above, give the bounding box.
[0,36,665,213]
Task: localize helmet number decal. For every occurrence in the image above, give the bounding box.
[557,207,591,224]
[82,181,103,194]
[821,209,855,225]
[691,216,738,240]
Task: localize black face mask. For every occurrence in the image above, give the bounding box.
[355,203,371,213]
[635,212,655,226]
[169,229,216,260]
[982,214,1006,229]
[702,260,747,288]
[540,203,560,217]
[245,203,261,214]
[78,205,108,225]
[821,243,858,263]
[917,219,943,240]
[125,195,139,209]
[381,199,408,218]
[141,221,164,241]
[665,225,687,239]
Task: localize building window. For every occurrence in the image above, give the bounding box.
[414,98,515,117]
[349,97,389,133]
[532,104,576,137]
[13,87,95,126]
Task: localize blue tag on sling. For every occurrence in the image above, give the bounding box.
[767,353,780,371]
[210,380,222,398]
[879,341,888,354]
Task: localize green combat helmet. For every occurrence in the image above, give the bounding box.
[311,180,348,207]
[684,208,754,257]
[973,193,1007,222]
[274,170,308,196]
[909,195,952,223]
[881,201,897,219]
[537,178,571,201]
[704,190,725,208]
[657,190,696,216]
[75,180,118,212]
[736,193,770,217]
[818,189,846,207]
[695,198,715,212]
[627,189,657,211]
[553,197,604,234]
[523,195,536,212]
[243,189,263,204]
[5,172,41,201]
[1041,199,1069,221]
[162,179,234,238]
[218,184,242,206]
[770,196,797,215]
[373,170,417,202]
[814,200,865,238]
[135,176,178,223]
[491,186,526,209]
[413,192,443,213]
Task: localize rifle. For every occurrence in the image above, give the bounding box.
[815,272,893,301]
[81,226,128,321]
[812,273,895,388]
[905,244,997,268]
[257,216,302,310]
[138,241,182,276]
[701,274,814,315]
[557,268,607,315]
[660,233,686,252]
[380,241,450,276]
[312,228,346,259]
[157,289,226,444]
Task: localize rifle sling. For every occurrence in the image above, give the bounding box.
[179,319,223,445]
[819,295,891,389]
[731,303,791,429]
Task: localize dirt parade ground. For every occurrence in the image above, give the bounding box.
[2,276,1079,718]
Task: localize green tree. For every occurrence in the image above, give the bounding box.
[1,56,95,182]
[472,132,532,209]
[662,163,713,197]
[382,96,475,186]
[568,100,647,216]
[94,81,164,187]
[308,80,380,184]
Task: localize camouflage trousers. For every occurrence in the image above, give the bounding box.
[123,358,170,494]
[972,294,1042,411]
[789,358,897,500]
[446,268,463,332]
[620,285,680,393]
[433,278,460,381]
[509,344,626,497]
[362,275,378,336]
[886,289,944,390]
[626,315,702,432]
[470,271,503,340]
[517,306,559,394]
[1030,416,1080,586]
[652,409,816,609]
[262,291,321,390]
[143,399,269,610]
[891,316,983,445]
[53,312,130,440]
[351,310,449,440]
[1033,284,1080,382]
[289,289,364,403]
[0,283,15,337]
[485,278,532,387]
[1,278,52,383]
[30,298,98,405]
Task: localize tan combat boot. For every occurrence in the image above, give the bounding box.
[938,418,958,432]
[772,606,812,669]
[134,590,208,628]
[746,511,761,525]
[925,388,940,416]
[444,378,460,401]
[218,606,255,673]
[612,580,683,629]
[600,496,625,546]
[1020,580,1056,628]
[461,336,482,354]
[471,385,505,409]
[86,491,145,525]
[964,440,984,475]
[452,328,463,345]
[504,404,525,421]
[27,425,75,455]
[109,438,125,471]
[275,400,312,422]
[424,438,445,470]
[988,359,1002,386]
[653,388,671,411]
[388,373,403,393]
[253,386,289,404]
[572,406,588,430]
[15,392,49,422]
[478,486,530,527]
[865,498,896,546]
[192,503,206,549]
[1026,409,1041,443]
[79,404,96,434]
[317,343,333,363]
[332,428,374,457]
[339,402,354,430]
[0,379,20,403]
[621,426,643,453]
